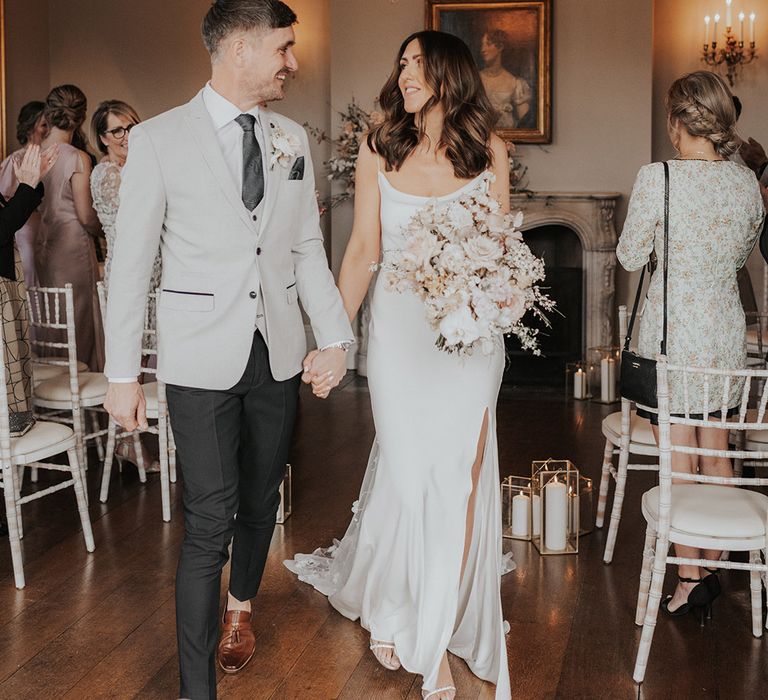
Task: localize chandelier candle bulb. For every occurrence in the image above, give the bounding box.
[511,492,530,538]
[739,12,745,42]
[714,13,720,43]
[544,478,567,551]
[705,15,711,45]
[726,0,732,29]
[750,13,756,43]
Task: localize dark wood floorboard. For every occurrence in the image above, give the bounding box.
[0,377,766,699]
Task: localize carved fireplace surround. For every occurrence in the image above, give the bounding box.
[355,191,622,375]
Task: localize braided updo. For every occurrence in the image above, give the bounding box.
[666,71,739,157]
[44,84,90,152]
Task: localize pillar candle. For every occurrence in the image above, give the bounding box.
[511,491,530,537]
[532,493,541,537]
[573,368,586,399]
[544,478,567,551]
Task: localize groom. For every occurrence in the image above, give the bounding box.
[103,1,353,698]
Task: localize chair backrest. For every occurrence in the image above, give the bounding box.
[96,281,158,380]
[655,358,768,521]
[25,284,82,408]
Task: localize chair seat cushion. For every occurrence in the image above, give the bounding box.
[11,421,74,457]
[602,411,655,446]
[34,372,109,402]
[642,484,768,539]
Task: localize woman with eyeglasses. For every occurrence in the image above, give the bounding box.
[90,101,161,297]
[91,100,162,472]
[36,84,105,372]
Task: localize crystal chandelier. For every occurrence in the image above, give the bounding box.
[702,0,758,86]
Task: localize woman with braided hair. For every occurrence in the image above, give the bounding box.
[35,84,104,371]
[617,70,765,620]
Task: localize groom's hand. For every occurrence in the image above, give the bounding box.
[104,382,148,431]
[306,348,347,399]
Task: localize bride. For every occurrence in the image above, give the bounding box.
[287,30,513,700]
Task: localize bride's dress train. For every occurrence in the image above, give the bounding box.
[285,171,513,698]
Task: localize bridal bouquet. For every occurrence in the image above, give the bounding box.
[380,176,554,356]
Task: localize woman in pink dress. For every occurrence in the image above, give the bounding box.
[0,101,49,290]
[35,85,104,371]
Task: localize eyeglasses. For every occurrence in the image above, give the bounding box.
[103,124,135,140]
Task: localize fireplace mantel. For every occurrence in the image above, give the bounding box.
[511,191,622,354]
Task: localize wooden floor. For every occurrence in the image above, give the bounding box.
[1,376,767,699]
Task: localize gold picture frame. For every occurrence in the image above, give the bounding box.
[426,0,552,144]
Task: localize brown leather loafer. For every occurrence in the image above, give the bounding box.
[217,609,256,674]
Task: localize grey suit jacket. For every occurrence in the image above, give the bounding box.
[104,90,352,389]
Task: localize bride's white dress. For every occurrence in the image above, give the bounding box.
[285,169,512,698]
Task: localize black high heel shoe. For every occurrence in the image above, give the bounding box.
[702,567,722,600]
[661,575,713,622]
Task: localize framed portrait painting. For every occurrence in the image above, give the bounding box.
[426,0,552,143]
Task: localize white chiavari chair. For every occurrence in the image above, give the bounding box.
[26,284,109,478]
[0,313,94,589]
[632,358,768,683]
[596,304,659,563]
[96,283,175,522]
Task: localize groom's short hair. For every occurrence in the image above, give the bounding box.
[202,0,297,57]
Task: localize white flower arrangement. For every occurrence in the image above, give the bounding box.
[380,174,554,356]
[269,122,302,170]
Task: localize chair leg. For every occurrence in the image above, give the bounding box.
[3,464,26,589]
[633,537,669,684]
[749,550,763,638]
[89,409,105,462]
[100,418,118,503]
[68,448,95,553]
[73,407,87,475]
[604,438,631,564]
[10,461,23,539]
[596,438,614,528]
[635,525,657,625]
[733,431,745,477]
[132,432,147,483]
[158,412,171,523]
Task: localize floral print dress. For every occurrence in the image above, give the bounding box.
[617,160,765,415]
[91,161,162,347]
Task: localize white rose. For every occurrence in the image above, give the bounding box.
[471,289,500,324]
[438,243,467,273]
[501,287,528,325]
[439,304,481,347]
[447,201,474,230]
[404,230,440,267]
[463,235,503,271]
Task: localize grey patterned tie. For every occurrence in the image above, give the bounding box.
[235,113,264,210]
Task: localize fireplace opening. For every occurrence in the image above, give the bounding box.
[504,225,583,386]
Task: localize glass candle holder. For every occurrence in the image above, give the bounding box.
[501,475,536,541]
[530,459,579,555]
[587,346,621,404]
[565,361,590,400]
[576,474,595,536]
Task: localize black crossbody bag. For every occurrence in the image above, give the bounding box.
[619,161,669,408]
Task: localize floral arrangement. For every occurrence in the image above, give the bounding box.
[269,122,302,170]
[308,100,529,214]
[379,174,554,356]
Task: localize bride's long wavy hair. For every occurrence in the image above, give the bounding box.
[367,30,497,179]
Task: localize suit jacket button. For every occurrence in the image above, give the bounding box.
[256,247,262,255]
[249,291,257,299]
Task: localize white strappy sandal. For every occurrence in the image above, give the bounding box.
[369,639,401,670]
[421,686,457,700]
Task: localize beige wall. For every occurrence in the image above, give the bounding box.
[4,0,49,155]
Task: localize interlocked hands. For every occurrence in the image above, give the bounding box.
[13,144,59,189]
[301,347,347,399]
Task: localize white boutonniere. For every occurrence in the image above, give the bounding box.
[269,122,301,170]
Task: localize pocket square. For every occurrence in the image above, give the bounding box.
[288,156,305,181]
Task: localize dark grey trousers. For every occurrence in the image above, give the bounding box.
[166,331,300,700]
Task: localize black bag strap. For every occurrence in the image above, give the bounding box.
[624,162,670,353]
